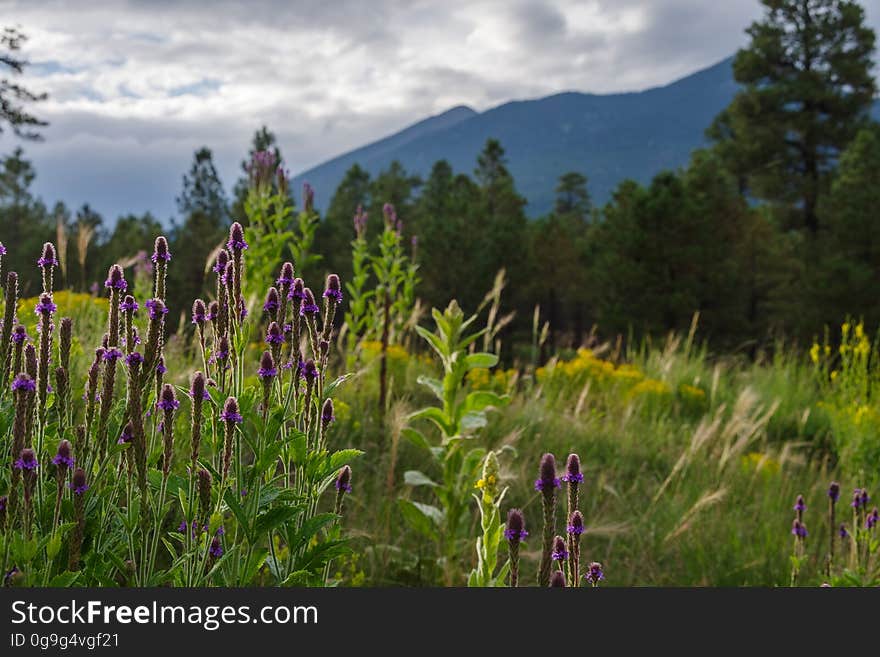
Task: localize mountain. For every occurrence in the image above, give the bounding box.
[292,57,741,215]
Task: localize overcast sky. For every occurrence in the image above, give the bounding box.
[2,0,879,224]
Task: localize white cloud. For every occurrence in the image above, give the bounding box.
[1,0,877,222]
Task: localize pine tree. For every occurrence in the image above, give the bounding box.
[710,0,876,233]
[0,27,47,140]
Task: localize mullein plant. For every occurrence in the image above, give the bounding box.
[342,205,373,370]
[401,299,508,585]
[0,231,360,587]
[467,450,510,587]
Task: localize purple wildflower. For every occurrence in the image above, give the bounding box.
[335,465,352,493]
[209,537,223,558]
[792,519,808,538]
[0,242,5,255]
[551,536,568,561]
[192,299,207,325]
[302,359,318,383]
[839,523,849,539]
[11,374,36,392]
[227,222,248,252]
[867,507,879,530]
[550,571,566,587]
[207,301,219,322]
[51,440,75,469]
[585,562,605,585]
[321,398,335,426]
[35,294,57,315]
[104,264,127,291]
[828,482,840,503]
[794,495,806,513]
[157,387,180,411]
[220,397,244,424]
[353,205,368,238]
[212,250,229,274]
[567,510,585,535]
[37,242,58,267]
[562,453,583,483]
[265,321,284,345]
[300,288,319,315]
[534,453,561,492]
[276,262,295,287]
[504,509,528,542]
[302,182,314,213]
[151,236,171,263]
[125,352,144,366]
[120,295,139,313]
[14,448,38,471]
[323,274,343,303]
[263,287,280,314]
[147,299,167,320]
[258,351,277,380]
[156,359,167,375]
[69,468,88,495]
[11,325,27,344]
[288,278,305,301]
[103,348,123,362]
[118,423,134,444]
[190,372,210,401]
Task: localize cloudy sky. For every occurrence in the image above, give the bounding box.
[2,0,879,224]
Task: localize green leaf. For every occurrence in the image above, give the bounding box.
[401,427,433,452]
[460,411,488,433]
[328,448,364,472]
[290,432,308,465]
[409,406,454,435]
[416,325,447,360]
[403,470,439,487]
[416,375,445,402]
[398,499,441,540]
[47,571,80,587]
[253,506,300,535]
[464,390,509,414]
[465,352,498,370]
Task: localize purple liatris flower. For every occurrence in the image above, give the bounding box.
[562,453,583,483]
[14,448,38,471]
[505,509,528,542]
[567,510,585,535]
[227,222,248,251]
[839,523,849,539]
[265,321,284,345]
[289,278,305,301]
[220,397,243,424]
[118,422,134,444]
[258,351,277,380]
[585,562,605,585]
[791,518,808,538]
[861,489,870,508]
[276,262,295,288]
[212,250,229,274]
[0,242,5,255]
[190,372,209,400]
[125,352,144,366]
[302,358,318,383]
[11,373,36,392]
[866,507,879,530]
[300,288,319,315]
[794,495,806,513]
[147,299,167,320]
[321,398,335,426]
[534,453,560,492]
[35,293,57,315]
[151,236,171,263]
[550,571,566,587]
[104,264,127,291]
[156,358,167,375]
[192,299,207,325]
[52,440,75,469]
[323,274,343,303]
[551,535,568,561]
[335,465,352,493]
[103,348,123,362]
[37,242,58,267]
[120,295,138,313]
[11,325,27,344]
[69,468,88,495]
[209,537,223,558]
[206,301,219,322]
[157,385,179,411]
[828,481,840,503]
[263,287,280,314]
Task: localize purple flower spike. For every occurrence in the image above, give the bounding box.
[504,508,529,542]
[227,222,248,252]
[585,562,605,585]
[11,325,27,344]
[335,465,352,493]
[299,288,319,315]
[151,236,171,263]
[276,262,295,287]
[302,359,318,384]
[794,495,806,513]
[791,519,808,538]
[103,348,123,362]
[190,371,209,401]
[14,448,39,471]
[212,250,230,275]
[550,571,566,587]
[120,295,139,313]
[192,299,207,325]
[104,264,127,291]
[839,523,849,539]
[534,453,560,492]
[125,352,144,367]
[567,510,585,535]
[37,242,58,267]
[265,321,284,345]
[118,423,134,444]
[11,373,36,393]
[258,351,277,380]
[866,508,879,530]
[263,287,280,314]
[157,385,179,411]
[288,278,305,301]
[156,358,167,375]
[562,453,583,483]
[323,274,343,303]
[52,440,75,469]
[551,535,568,561]
[147,299,167,320]
[321,398,335,426]
[209,537,223,558]
[35,293,57,315]
[0,242,6,255]
[220,397,243,424]
[69,468,88,495]
[828,482,840,503]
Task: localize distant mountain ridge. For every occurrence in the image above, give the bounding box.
[291,57,880,216]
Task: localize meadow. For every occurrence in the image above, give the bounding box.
[0,152,878,589]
